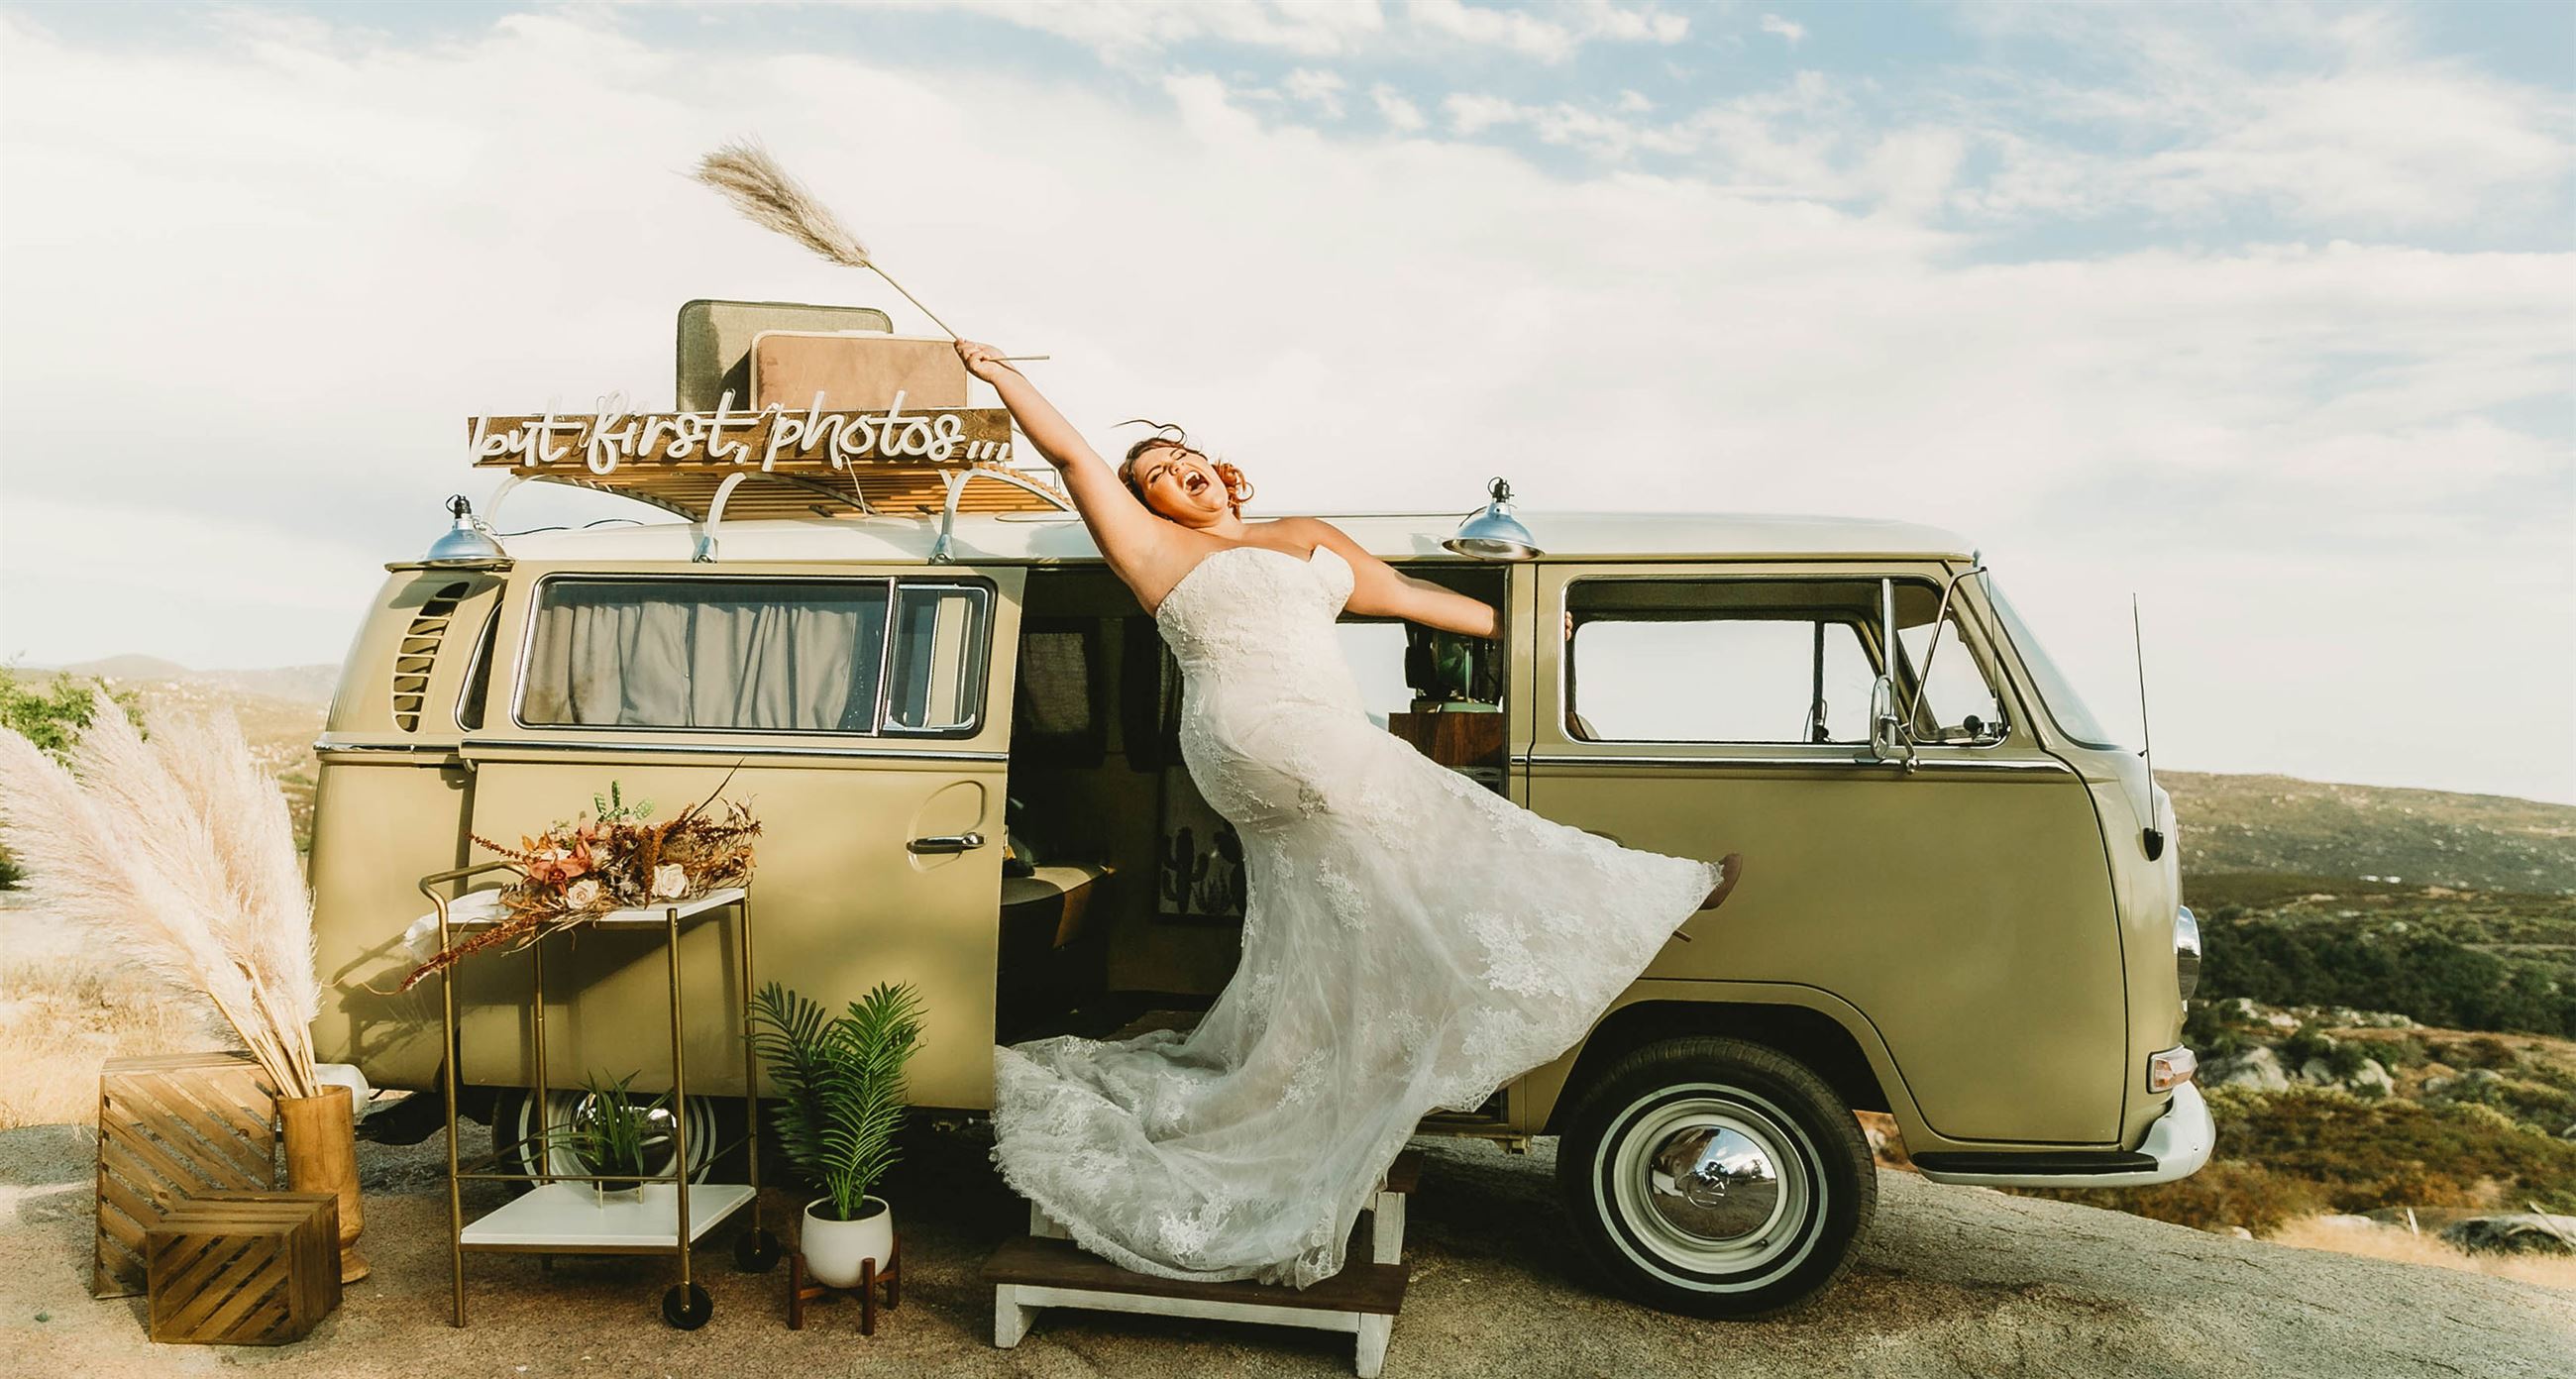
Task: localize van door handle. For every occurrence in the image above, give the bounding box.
[908,831,986,855]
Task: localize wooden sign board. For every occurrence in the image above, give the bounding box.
[469,401,1015,476]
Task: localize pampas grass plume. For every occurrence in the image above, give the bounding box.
[0,690,321,1098]
[693,137,962,339]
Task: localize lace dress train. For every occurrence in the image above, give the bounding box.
[990,541,1724,1288]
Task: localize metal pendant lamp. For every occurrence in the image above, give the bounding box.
[1443,477,1541,561]
[422,494,507,567]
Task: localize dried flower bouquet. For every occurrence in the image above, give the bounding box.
[399,781,758,991]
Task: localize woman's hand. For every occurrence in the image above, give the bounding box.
[954,339,1021,384]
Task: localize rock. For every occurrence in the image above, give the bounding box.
[2439,1215,2576,1257]
[2298,1056,2337,1087]
[2422,1068,2503,1100]
[2349,1059,2394,1098]
[2226,1226,2253,1239]
[2317,1215,2378,1230]
[2263,1010,2301,1030]
[2210,1047,2291,1091]
[2219,997,2262,1021]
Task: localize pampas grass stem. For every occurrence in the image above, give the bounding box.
[693,138,965,340]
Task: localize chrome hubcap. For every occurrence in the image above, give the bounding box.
[1646,1121,1781,1242]
[1607,1092,1814,1281]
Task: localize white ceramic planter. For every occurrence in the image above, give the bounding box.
[802,1196,893,1288]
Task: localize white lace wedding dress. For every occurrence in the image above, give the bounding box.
[989,540,1726,1288]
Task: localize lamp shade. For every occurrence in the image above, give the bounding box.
[423,495,506,567]
[1442,477,1540,560]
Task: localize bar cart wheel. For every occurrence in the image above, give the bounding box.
[735,1226,784,1273]
[662,1281,713,1329]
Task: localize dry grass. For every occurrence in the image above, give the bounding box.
[0,948,218,1129]
[2270,1214,2576,1291]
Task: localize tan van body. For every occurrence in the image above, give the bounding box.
[310,509,2200,1173]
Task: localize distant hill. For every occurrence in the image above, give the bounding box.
[42,658,337,707]
[8,661,331,844]
[2166,771,2576,896]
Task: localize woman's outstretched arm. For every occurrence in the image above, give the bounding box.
[1298,519,1503,640]
[955,340,1169,577]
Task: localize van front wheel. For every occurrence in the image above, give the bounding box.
[1554,1036,1875,1319]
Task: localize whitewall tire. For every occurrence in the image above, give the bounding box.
[1555,1036,1875,1319]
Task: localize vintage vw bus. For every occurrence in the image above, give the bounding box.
[307,309,2208,1319]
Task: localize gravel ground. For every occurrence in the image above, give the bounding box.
[5,1118,2570,1378]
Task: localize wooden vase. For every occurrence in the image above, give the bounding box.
[277,1085,369,1283]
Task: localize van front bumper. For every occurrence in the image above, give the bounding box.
[1910,1083,2216,1189]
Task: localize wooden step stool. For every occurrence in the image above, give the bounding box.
[146,1191,340,1345]
[984,1150,1419,1378]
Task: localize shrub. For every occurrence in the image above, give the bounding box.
[2200,919,2576,1040]
[0,668,142,887]
[2021,1160,2327,1234]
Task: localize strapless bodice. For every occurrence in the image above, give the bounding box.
[1152,542,1359,698]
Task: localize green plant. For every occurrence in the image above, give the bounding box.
[749,980,925,1221]
[546,1071,673,1192]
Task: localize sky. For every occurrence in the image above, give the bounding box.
[0,0,2569,804]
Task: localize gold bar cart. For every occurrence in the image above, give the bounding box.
[419,864,782,1328]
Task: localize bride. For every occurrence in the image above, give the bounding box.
[959,339,1743,1289]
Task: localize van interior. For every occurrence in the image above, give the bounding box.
[992,563,1510,1060]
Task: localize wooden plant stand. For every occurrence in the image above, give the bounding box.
[787,1232,900,1334]
[983,1150,1419,1378]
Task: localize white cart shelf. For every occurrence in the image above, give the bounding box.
[460,1182,756,1251]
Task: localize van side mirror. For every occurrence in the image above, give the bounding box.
[1868,673,1916,771]
[1869,578,1918,772]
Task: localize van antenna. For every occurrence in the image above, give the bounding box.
[2133,592,2165,861]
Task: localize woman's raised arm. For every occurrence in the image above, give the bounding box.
[955,340,1168,570]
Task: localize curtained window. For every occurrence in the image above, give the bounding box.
[516,577,992,735]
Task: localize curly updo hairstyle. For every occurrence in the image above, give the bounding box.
[1116,419,1254,516]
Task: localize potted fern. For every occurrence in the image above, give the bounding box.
[749,979,924,1287]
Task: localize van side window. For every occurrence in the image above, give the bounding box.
[518,577,905,733]
[884,583,993,733]
[1568,581,1878,743]
[1895,597,2006,743]
[457,606,500,731]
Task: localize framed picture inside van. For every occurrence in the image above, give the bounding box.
[1154,767,1246,924]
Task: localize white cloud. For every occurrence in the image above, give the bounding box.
[1442,91,1521,136]
[1759,14,1806,46]
[1949,4,2576,237]
[882,0,1682,63]
[0,11,2566,800]
[1283,66,1346,118]
[1372,83,1427,132]
[872,0,1388,59]
[1407,0,1686,62]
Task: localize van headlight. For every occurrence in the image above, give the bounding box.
[2175,904,2200,1003]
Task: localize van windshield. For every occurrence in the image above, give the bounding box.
[1985,579,2124,751]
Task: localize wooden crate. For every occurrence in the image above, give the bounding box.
[93,1051,279,1298]
[146,1192,340,1344]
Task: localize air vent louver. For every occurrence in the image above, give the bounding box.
[392,583,470,732]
